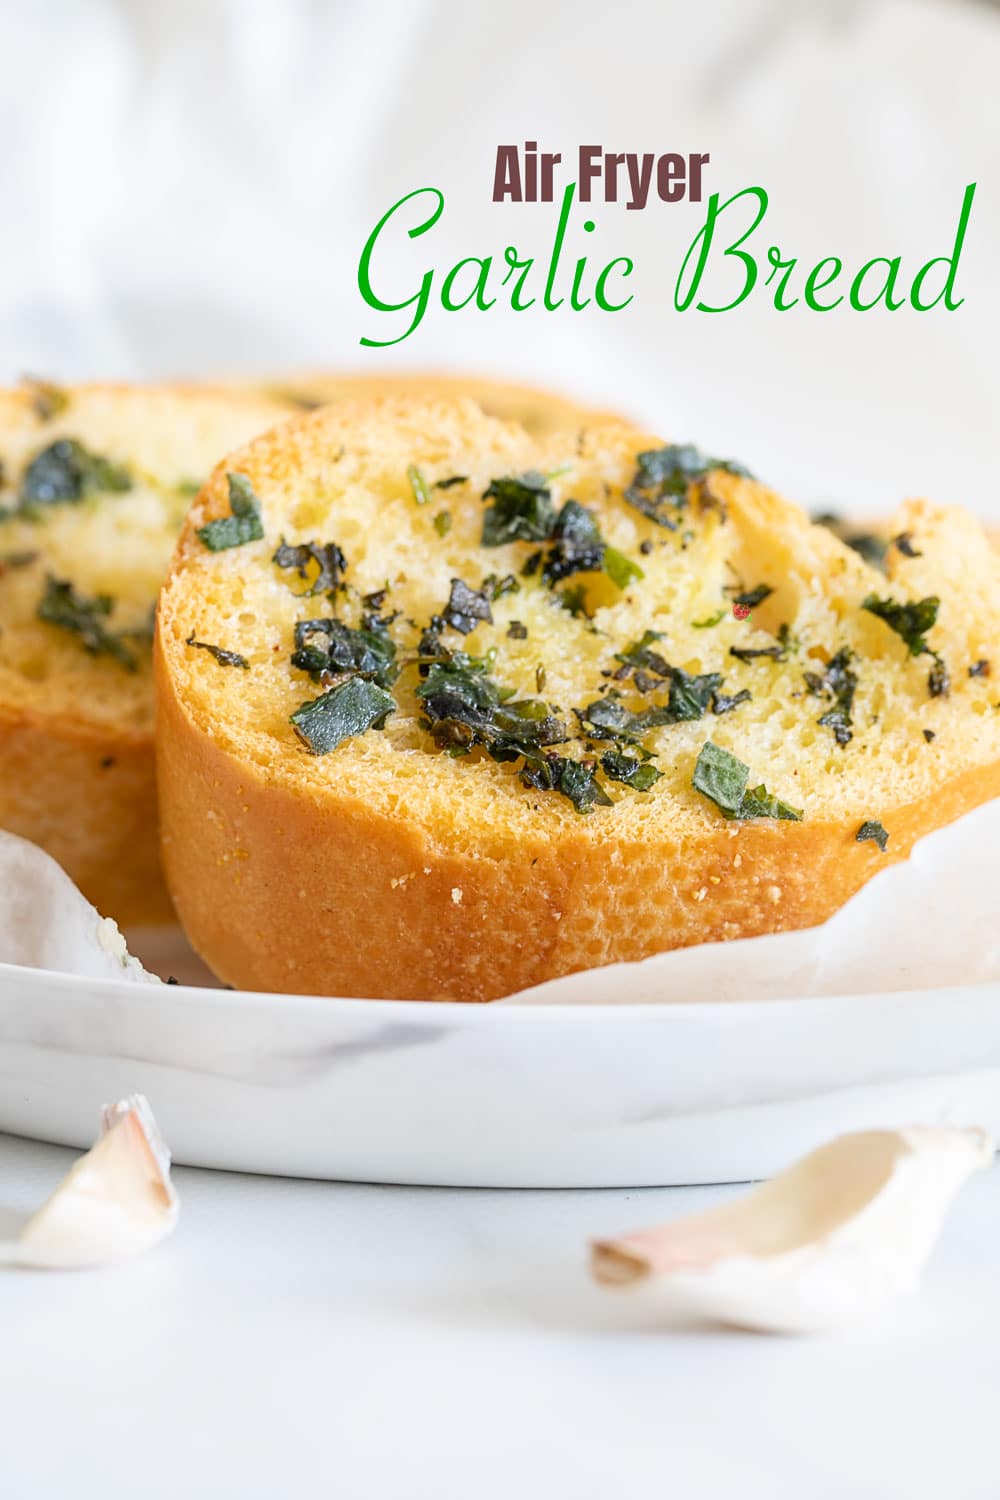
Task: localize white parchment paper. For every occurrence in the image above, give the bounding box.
[0,831,156,983]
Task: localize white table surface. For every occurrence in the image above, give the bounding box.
[0,1133,997,1498]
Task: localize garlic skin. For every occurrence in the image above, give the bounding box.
[16,1095,179,1270]
[591,1127,992,1334]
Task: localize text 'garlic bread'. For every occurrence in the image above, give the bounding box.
[258,370,628,437]
[0,382,287,922]
[155,397,1000,1000]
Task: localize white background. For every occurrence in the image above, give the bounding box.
[1,1132,999,1500]
[2,3,999,1495]
[0,0,997,512]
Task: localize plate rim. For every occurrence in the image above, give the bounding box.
[3,956,999,1024]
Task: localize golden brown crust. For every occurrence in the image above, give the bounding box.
[156,643,1000,1000]
[255,369,630,436]
[0,702,171,924]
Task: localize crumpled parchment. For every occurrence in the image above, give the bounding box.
[0,830,157,983]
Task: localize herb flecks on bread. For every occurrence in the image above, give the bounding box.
[155,397,1000,1001]
[0,381,286,921]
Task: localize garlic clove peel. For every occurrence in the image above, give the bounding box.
[16,1094,178,1270]
[591,1127,992,1334]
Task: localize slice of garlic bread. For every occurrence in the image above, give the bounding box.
[257,370,628,437]
[0,382,287,923]
[155,397,1000,1000]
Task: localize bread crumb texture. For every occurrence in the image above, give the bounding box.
[0,381,286,920]
[155,396,1000,999]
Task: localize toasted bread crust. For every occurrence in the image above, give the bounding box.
[156,647,1000,1000]
[0,701,170,924]
[0,381,286,921]
[257,370,628,436]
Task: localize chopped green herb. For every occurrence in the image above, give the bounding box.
[923,729,936,743]
[197,472,264,552]
[272,538,347,596]
[577,693,672,742]
[174,478,202,498]
[481,471,555,545]
[416,658,565,759]
[729,643,786,664]
[600,748,663,791]
[668,667,725,721]
[541,500,605,585]
[520,753,612,813]
[731,583,774,609]
[291,677,396,754]
[804,647,858,747]
[616,630,670,678]
[185,633,249,669]
[506,496,644,594]
[435,475,467,491]
[416,617,445,668]
[407,464,432,505]
[603,545,644,590]
[416,657,502,736]
[711,688,752,715]
[692,608,727,629]
[624,444,750,528]
[692,741,746,816]
[291,617,398,687]
[14,438,132,517]
[413,650,627,813]
[484,572,520,600]
[892,531,922,558]
[856,820,889,852]
[433,510,452,537]
[862,593,940,656]
[739,783,803,820]
[507,620,528,640]
[443,578,493,635]
[580,654,737,739]
[37,575,136,668]
[692,741,802,821]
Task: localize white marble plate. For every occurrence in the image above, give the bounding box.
[2,948,999,1186]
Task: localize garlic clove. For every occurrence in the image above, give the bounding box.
[17,1095,179,1270]
[591,1127,992,1334]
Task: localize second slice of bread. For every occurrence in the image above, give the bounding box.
[0,382,287,922]
[155,397,1000,999]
